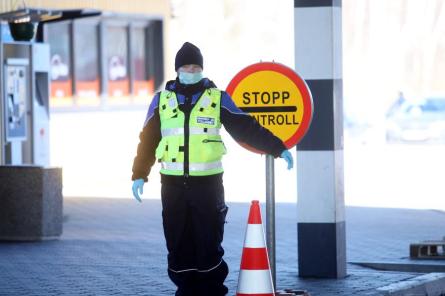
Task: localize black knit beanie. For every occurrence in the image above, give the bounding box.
[175,42,203,71]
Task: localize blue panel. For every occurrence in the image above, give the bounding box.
[296,79,343,151]
[298,221,346,278]
[294,0,342,7]
[1,23,14,42]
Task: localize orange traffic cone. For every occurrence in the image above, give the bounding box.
[236,200,275,296]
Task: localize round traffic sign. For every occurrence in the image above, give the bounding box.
[226,62,313,152]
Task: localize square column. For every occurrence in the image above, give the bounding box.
[294,0,346,278]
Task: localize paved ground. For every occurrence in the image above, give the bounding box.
[1,198,445,295]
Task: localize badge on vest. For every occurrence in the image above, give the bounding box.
[197,116,215,125]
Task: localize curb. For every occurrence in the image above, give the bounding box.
[351,262,445,273]
[374,273,445,296]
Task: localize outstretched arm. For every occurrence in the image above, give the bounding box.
[220,91,286,157]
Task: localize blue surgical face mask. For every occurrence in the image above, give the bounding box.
[178,71,203,85]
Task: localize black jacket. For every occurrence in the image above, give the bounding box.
[132,78,286,183]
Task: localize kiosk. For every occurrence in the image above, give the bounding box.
[0,16,62,241]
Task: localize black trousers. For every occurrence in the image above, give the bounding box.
[161,176,229,296]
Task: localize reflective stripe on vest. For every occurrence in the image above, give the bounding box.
[161,127,220,137]
[161,161,223,172]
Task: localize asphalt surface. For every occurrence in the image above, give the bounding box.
[1,197,445,295]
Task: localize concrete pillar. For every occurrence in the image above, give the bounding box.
[0,166,63,241]
[294,0,346,278]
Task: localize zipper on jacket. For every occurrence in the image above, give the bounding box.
[203,139,226,153]
[184,96,191,177]
[202,139,223,143]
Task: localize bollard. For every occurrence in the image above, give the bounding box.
[0,166,63,241]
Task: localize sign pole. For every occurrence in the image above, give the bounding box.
[265,154,276,288]
[226,61,313,290]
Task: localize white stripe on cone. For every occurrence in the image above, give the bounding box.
[237,269,274,294]
[244,224,267,248]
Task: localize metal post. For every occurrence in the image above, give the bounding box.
[265,154,276,288]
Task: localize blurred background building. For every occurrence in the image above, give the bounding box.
[1,0,444,210]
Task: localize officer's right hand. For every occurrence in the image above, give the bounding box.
[132,179,144,202]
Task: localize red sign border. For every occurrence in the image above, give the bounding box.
[226,62,313,149]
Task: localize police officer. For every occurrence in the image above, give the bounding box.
[132,42,293,296]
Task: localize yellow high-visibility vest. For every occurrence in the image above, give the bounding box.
[155,88,226,176]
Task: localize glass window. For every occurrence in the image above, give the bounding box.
[46,22,72,107]
[74,22,100,106]
[105,25,129,102]
[132,26,153,102]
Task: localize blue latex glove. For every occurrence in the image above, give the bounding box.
[132,179,144,202]
[280,150,293,170]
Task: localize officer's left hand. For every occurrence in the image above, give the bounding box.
[280,150,293,170]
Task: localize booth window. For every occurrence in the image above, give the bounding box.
[46,22,73,107]
[74,22,100,106]
[105,25,129,101]
[132,26,153,102]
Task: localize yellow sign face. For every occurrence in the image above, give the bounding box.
[231,70,304,142]
[226,62,313,150]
